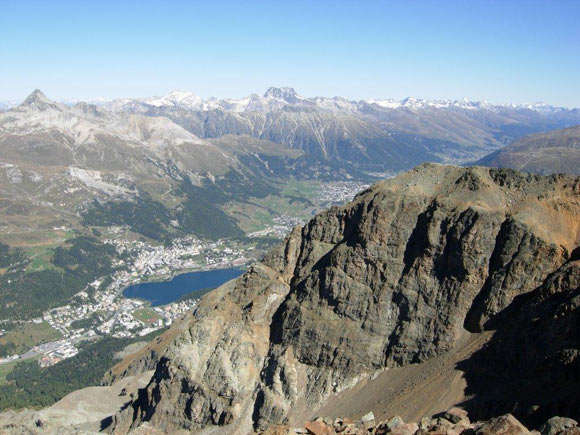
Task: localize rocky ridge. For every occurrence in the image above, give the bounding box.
[105,164,580,434]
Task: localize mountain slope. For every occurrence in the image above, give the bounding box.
[0,90,239,174]
[104,88,580,167]
[0,91,306,239]
[134,104,442,173]
[106,164,580,433]
[475,125,580,175]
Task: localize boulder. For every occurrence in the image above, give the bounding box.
[538,417,578,435]
[389,422,419,435]
[373,416,407,435]
[305,420,336,435]
[443,408,470,425]
[361,412,376,424]
[419,417,432,430]
[263,426,292,435]
[476,414,530,435]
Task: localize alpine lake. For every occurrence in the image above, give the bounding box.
[123,267,244,306]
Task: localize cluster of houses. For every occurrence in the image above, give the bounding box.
[152,299,199,326]
[314,180,370,205]
[1,235,263,369]
[38,341,79,367]
[107,236,251,277]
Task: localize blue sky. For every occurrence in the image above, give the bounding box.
[1,0,579,106]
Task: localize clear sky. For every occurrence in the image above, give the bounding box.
[1,0,579,106]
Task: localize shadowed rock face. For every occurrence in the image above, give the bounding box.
[109,164,580,434]
[460,258,580,427]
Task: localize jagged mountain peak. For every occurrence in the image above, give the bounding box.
[263,86,300,102]
[23,89,50,103]
[19,89,60,111]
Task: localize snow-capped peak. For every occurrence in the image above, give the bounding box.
[263,87,301,103]
[92,88,575,115]
[366,97,492,111]
[144,90,204,109]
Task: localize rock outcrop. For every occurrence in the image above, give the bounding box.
[109,164,580,434]
[264,409,569,435]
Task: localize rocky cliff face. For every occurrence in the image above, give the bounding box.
[109,164,580,434]
[460,251,580,427]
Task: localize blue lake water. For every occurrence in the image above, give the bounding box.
[123,267,244,306]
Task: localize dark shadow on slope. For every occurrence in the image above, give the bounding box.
[100,415,113,431]
[569,246,580,262]
[463,217,522,332]
[457,260,580,429]
[401,201,438,276]
[433,208,478,284]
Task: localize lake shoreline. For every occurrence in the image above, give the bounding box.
[122,267,245,306]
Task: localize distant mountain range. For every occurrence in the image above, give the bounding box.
[476,125,580,175]
[4,87,580,169]
[0,89,295,178]
[1,88,579,240]
[95,87,580,167]
[0,90,304,240]
[96,87,574,116]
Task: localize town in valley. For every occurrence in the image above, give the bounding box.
[0,180,368,368]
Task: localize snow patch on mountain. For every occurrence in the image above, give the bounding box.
[96,87,577,115]
[142,90,205,109]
